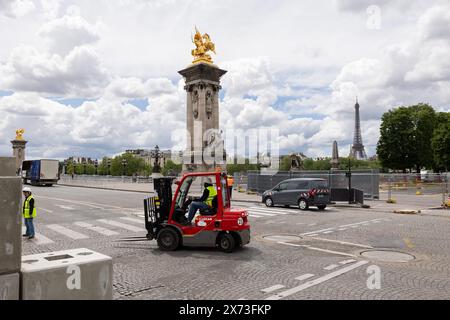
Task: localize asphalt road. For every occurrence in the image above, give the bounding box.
[22,185,450,300]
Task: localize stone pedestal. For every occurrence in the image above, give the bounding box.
[11,139,27,175]
[0,157,22,275]
[21,248,113,300]
[179,63,227,173]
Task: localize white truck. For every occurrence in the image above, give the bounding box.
[22,159,60,186]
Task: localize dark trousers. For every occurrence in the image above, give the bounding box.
[24,218,35,236]
[228,186,233,199]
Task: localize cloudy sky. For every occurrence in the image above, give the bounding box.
[0,0,449,160]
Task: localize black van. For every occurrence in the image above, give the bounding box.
[262,178,330,210]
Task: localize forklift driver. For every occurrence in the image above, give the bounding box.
[185,178,217,225]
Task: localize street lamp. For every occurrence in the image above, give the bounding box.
[82,159,87,175]
[151,145,162,174]
[107,159,111,176]
[122,159,127,176]
[94,159,98,175]
[346,158,352,204]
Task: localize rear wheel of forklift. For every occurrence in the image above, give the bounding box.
[218,233,236,253]
[157,228,180,251]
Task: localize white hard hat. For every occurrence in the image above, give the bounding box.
[22,187,32,192]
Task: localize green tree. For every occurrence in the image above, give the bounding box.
[279,156,292,171]
[161,160,182,176]
[377,104,438,172]
[377,107,416,172]
[431,112,450,171]
[411,104,436,171]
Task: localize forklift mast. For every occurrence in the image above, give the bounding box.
[143,177,175,240]
[153,177,174,221]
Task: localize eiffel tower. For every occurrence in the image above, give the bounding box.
[349,98,368,160]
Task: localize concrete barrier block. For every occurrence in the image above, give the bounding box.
[0,157,16,177]
[0,273,20,300]
[21,248,113,300]
[0,177,22,274]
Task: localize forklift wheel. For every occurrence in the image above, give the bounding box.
[218,233,236,253]
[157,228,180,251]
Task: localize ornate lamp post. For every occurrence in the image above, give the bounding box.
[82,159,87,175]
[151,145,162,174]
[94,159,98,175]
[122,159,127,176]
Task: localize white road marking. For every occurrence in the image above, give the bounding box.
[301,228,335,236]
[322,231,334,234]
[40,208,53,213]
[55,205,75,210]
[249,214,264,218]
[295,274,314,281]
[307,234,319,237]
[22,227,54,244]
[247,210,277,216]
[277,242,357,258]
[261,284,285,293]
[265,261,369,300]
[324,264,339,271]
[46,224,89,240]
[247,211,276,217]
[339,259,357,265]
[305,247,357,258]
[339,219,382,229]
[33,233,55,245]
[307,237,373,249]
[38,196,137,211]
[97,219,146,232]
[74,221,119,236]
[249,207,293,215]
[308,223,317,226]
[119,217,145,225]
[338,228,347,231]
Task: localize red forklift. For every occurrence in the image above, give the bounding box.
[144,172,250,253]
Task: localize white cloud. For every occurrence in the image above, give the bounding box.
[0,45,109,97]
[38,13,101,55]
[0,0,35,18]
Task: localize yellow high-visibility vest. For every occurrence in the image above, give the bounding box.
[205,186,217,207]
[23,195,37,218]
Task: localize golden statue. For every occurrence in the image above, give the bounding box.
[191,27,216,64]
[15,129,25,140]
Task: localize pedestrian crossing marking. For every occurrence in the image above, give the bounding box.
[46,224,89,240]
[295,274,314,281]
[97,219,146,232]
[22,226,54,244]
[119,217,145,225]
[74,221,119,236]
[324,264,339,271]
[261,284,285,293]
[247,211,276,217]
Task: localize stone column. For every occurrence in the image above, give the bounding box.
[11,139,27,176]
[0,157,22,300]
[179,62,227,172]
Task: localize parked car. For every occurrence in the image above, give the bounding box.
[262,178,330,210]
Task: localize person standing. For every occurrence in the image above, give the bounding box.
[22,187,36,239]
[227,174,234,199]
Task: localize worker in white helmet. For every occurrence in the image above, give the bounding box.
[22,187,36,239]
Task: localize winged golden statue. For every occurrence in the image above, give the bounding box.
[191,27,216,64]
[15,129,25,140]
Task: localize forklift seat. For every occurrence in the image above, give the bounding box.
[199,196,218,216]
